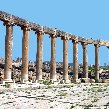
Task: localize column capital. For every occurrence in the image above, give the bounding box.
[3,21,14,26]
[21,26,31,31]
[35,26,44,35]
[49,29,57,38]
[61,32,69,40]
[94,44,100,47]
[81,42,88,46]
[50,34,57,38]
[72,37,78,43]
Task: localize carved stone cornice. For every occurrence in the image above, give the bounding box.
[0,11,109,46]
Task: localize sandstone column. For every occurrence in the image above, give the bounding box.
[62,36,69,82]
[21,27,30,83]
[94,44,100,81]
[4,21,13,81]
[73,39,78,81]
[81,42,88,78]
[36,29,43,80]
[50,34,56,81]
[107,47,109,69]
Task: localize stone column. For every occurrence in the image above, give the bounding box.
[4,22,13,81]
[81,42,88,78]
[36,30,43,80]
[73,39,78,81]
[62,36,69,82]
[107,47,109,69]
[94,44,100,81]
[50,34,56,81]
[21,27,30,83]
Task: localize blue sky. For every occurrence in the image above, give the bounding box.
[0,0,109,65]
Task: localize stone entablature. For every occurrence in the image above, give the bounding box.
[0,11,109,47]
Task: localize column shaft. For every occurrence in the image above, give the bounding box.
[4,24,13,80]
[95,45,99,80]
[36,31,43,80]
[82,43,88,78]
[63,39,68,80]
[21,27,29,82]
[73,41,78,80]
[50,36,56,80]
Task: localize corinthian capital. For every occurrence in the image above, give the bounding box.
[81,42,88,46]
[94,44,100,47]
[21,26,31,31]
[72,36,78,43]
[49,29,57,38]
[3,21,14,26]
[35,26,44,35]
[61,33,69,40]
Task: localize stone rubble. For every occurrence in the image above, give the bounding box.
[0,83,109,109]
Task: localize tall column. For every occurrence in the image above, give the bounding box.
[73,40,78,81]
[94,44,100,81]
[81,42,88,78]
[36,30,43,80]
[4,22,13,81]
[62,37,69,82]
[21,27,30,83]
[107,47,109,69]
[50,34,56,81]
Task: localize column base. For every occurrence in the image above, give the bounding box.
[102,79,109,83]
[89,79,95,83]
[81,78,90,83]
[60,79,71,84]
[35,79,44,84]
[71,79,81,83]
[1,79,13,85]
[50,78,57,83]
[21,79,29,84]
[64,79,71,84]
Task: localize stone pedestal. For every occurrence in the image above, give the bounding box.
[81,78,90,83]
[102,79,109,83]
[36,30,43,80]
[21,27,30,83]
[71,79,81,83]
[4,22,13,81]
[1,79,13,85]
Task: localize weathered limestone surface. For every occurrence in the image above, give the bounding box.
[21,27,29,82]
[81,42,88,78]
[4,22,13,81]
[62,36,69,81]
[50,34,56,81]
[73,39,78,81]
[36,30,43,80]
[0,11,109,83]
[94,44,100,80]
[0,11,109,47]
